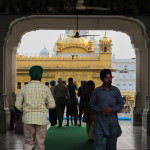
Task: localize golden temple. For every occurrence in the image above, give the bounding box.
[16,31,114,93]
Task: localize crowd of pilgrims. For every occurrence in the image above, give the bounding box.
[10,67,125,150]
[48,78,95,141]
[10,77,96,142]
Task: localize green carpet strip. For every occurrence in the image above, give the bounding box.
[32,126,106,150]
[44,126,93,150]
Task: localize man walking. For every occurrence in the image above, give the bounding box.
[90,69,124,150]
[54,78,70,127]
[15,65,55,150]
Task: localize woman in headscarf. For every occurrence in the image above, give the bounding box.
[83,80,95,142]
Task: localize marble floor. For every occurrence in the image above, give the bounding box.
[0,122,150,150]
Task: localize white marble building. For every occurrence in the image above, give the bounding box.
[112,55,136,93]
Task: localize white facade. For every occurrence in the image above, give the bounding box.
[112,56,136,93]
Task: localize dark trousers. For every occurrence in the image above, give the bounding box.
[10,111,16,130]
[78,105,84,125]
[49,108,57,126]
[94,122,118,150]
[56,97,67,126]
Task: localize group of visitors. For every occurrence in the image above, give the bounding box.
[14,65,124,150]
[48,77,96,131]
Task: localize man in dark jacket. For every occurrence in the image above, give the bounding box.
[54,78,70,127]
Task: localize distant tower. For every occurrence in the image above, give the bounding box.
[99,31,112,52]
[99,32,113,67]
[56,34,63,51]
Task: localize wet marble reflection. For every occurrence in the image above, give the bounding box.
[0,122,150,150]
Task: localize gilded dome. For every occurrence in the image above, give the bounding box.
[56,31,94,53]
[61,36,89,47]
[101,36,110,41]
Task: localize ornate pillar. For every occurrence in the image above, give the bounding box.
[0,16,15,133]
[132,93,143,126]
[142,96,150,133]
[6,42,17,111]
[0,36,6,134]
[133,44,147,126]
[142,33,150,133]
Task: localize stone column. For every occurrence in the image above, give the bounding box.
[0,37,6,134]
[133,44,147,126]
[0,16,16,133]
[6,42,17,110]
[142,36,150,133]
[142,96,150,133]
[132,93,143,126]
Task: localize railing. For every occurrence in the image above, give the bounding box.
[120,91,136,112]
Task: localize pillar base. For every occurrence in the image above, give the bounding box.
[0,109,6,134]
[132,108,142,126]
[142,112,150,134]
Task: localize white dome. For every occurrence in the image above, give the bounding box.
[39,48,49,57]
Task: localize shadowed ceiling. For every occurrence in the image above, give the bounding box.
[0,0,150,15]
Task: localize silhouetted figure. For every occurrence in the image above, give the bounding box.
[65,78,78,126]
[45,82,49,87]
[9,91,16,131]
[83,80,95,142]
[14,107,23,134]
[49,80,57,126]
[78,81,87,126]
[54,78,70,127]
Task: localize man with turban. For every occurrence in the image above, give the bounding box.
[90,69,124,150]
[15,65,55,150]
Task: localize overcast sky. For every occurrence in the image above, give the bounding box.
[17,30,135,59]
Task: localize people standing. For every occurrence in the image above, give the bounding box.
[65,77,78,126]
[83,80,95,142]
[9,91,16,131]
[49,80,57,126]
[78,81,87,126]
[15,65,55,150]
[54,78,70,127]
[90,69,124,150]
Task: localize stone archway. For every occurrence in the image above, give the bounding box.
[4,15,149,127]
